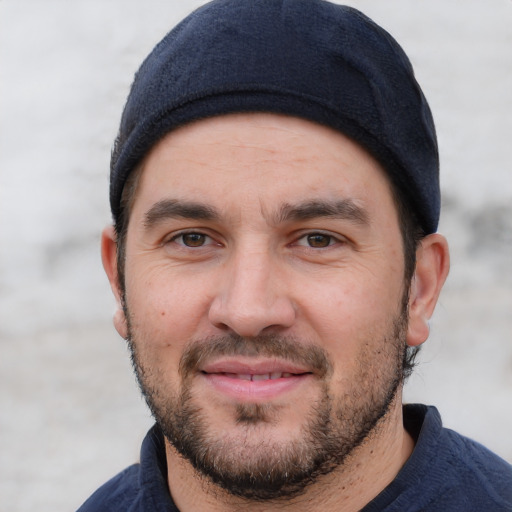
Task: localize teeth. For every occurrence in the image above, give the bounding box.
[224,373,251,380]
[222,372,296,380]
[252,373,270,381]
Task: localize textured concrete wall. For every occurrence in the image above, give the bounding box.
[1,1,511,510]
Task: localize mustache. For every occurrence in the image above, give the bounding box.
[179,334,333,379]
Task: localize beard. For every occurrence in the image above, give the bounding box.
[125,305,409,502]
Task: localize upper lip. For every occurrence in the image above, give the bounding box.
[200,358,312,376]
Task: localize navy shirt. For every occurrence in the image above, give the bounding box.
[78,405,512,511]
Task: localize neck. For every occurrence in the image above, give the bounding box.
[165,395,414,512]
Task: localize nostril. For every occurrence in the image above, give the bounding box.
[210,306,292,338]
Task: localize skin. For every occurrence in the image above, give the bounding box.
[102,113,450,511]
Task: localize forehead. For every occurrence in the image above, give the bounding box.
[131,113,397,223]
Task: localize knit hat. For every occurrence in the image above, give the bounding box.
[111,0,440,234]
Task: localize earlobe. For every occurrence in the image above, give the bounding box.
[406,233,450,347]
[101,225,128,339]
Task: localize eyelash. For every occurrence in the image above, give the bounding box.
[168,231,215,248]
[295,232,341,249]
[166,230,344,250]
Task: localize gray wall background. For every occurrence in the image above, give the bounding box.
[1,1,511,511]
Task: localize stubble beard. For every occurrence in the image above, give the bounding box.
[125,306,409,502]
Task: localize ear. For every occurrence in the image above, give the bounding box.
[406,233,450,347]
[101,225,128,340]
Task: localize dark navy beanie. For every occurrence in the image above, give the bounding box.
[111,0,440,234]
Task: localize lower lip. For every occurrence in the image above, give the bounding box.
[202,373,311,401]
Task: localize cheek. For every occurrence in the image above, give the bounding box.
[125,263,214,347]
[299,267,404,357]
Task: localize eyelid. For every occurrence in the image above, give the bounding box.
[293,230,346,248]
[166,229,218,247]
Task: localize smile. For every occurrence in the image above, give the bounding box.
[214,372,297,381]
[199,360,313,401]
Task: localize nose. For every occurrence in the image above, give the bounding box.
[208,248,296,337]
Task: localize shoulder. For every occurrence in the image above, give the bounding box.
[76,425,176,512]
[439,426,512,506]
[406,405,512,510]
[77,464,142,512]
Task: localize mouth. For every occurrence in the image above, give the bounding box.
[199,359,314,401]
[211,371,303,381]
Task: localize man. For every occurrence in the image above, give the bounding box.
[79,1,512,510]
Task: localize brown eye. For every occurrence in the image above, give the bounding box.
[307,234,332,248]
[181,233,207,247]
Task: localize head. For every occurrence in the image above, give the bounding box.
[102,0,449,502]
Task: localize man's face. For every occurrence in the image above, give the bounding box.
[113,113,410,499]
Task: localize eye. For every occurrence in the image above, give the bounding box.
[171,232,211,247]
[306,233,333,248]
[296,232,339,248]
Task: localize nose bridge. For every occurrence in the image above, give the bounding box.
[209,241,295,336]
[233,246,273,306]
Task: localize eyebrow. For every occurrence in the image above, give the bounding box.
[274,199,369,226]
[143,197,369,230]
[144,199,220,229]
